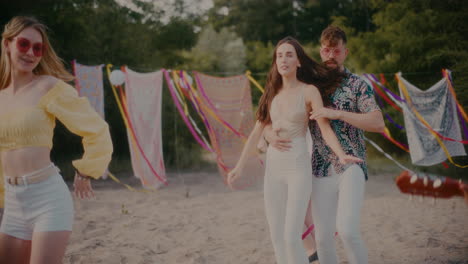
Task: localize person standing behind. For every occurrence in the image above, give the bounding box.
[0,16,113,264]
[228,36,362,264]
[265,25,385,264]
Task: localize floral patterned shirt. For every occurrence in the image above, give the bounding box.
[309,68,380,180]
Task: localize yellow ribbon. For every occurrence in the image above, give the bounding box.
[383,127,409,152]
[246,70,265,93]
[171,71,190,115]
[107,172,158,193]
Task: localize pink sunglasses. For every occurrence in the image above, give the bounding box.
[15,37,44,57]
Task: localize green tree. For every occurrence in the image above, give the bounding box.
[180,25,247,74]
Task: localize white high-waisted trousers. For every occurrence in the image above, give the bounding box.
[311,164,367,264]
[0,164,74,240]
[264,137,311,264]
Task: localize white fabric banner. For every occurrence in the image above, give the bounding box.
[398,73,466,166]
[125,67,166,187]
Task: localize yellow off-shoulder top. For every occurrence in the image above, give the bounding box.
[0,80,113,206]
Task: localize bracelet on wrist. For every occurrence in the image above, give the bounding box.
[75,171,91,181]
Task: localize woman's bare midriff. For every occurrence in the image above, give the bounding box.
[1,146,52,178]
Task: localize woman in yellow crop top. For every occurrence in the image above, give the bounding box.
[0,16,113,263]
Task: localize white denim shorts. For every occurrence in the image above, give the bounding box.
[0,166,74,240]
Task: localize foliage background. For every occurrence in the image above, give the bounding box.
[1,0,467,180]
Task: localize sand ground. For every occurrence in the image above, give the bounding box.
[64,171,468,264]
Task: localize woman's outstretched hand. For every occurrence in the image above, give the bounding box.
[227,166,243,189]
[73,171,95,199]
[338,154,363,165]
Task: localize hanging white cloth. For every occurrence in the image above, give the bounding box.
[124,67,166,188]
[398,73,466,166]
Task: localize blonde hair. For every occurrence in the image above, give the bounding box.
[0,16,74,89]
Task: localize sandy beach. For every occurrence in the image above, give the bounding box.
[64,170,468,264]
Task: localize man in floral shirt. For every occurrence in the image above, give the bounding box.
[265,26,384,264]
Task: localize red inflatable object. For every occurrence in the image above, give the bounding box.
[396,170,463,198]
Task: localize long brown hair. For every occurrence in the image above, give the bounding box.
[0,16,74,89]
[256,36,343,124]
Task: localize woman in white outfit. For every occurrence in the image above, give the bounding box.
[228,36,361,264]
[0,16,113,263]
